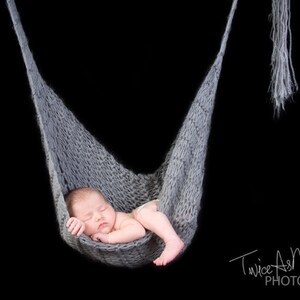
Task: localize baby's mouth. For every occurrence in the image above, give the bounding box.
[98,222,106,229]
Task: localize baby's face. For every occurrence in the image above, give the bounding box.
[72,191,116,236]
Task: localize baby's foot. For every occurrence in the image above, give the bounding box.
[153,237,184,266]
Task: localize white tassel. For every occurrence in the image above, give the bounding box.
[269,0,298,117]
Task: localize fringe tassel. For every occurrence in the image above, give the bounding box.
[269,0,298,117]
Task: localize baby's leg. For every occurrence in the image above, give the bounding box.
[133,200,184,266]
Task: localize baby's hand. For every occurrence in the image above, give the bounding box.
[66,217,85,237]
[91,232,110,243]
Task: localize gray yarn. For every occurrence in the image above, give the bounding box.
[7,0,238,267]
[269,0,298,117]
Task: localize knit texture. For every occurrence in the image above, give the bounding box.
[7,0,237,267]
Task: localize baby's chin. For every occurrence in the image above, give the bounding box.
[97,224,112,234]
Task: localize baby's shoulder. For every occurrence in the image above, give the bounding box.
[116,211,133,220]
[115,211,135,228]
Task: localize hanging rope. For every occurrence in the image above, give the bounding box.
[269,0,298,116]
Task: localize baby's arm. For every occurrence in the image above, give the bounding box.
[92,218,146,244]
[66,217,85,237]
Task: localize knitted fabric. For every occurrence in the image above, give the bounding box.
[7,0,237,267]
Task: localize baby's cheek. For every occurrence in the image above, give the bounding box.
[84,223,97,236]
[84,222,92,235]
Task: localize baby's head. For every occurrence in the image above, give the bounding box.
[65,187,103,215]
[65,187,116,236]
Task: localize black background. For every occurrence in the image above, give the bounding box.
[2,0,299,295]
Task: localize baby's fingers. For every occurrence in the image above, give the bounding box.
[77,226,85,237]
[91,234,101,242]
[66,218,73,227]
[70,223,81,236]
[66,218,76,231]
[66,219,83,236]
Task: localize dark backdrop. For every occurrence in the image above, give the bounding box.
[2,0,299,295]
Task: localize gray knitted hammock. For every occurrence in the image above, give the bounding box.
[7,0,297,267]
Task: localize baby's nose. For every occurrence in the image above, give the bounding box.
[95,211,103,220]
